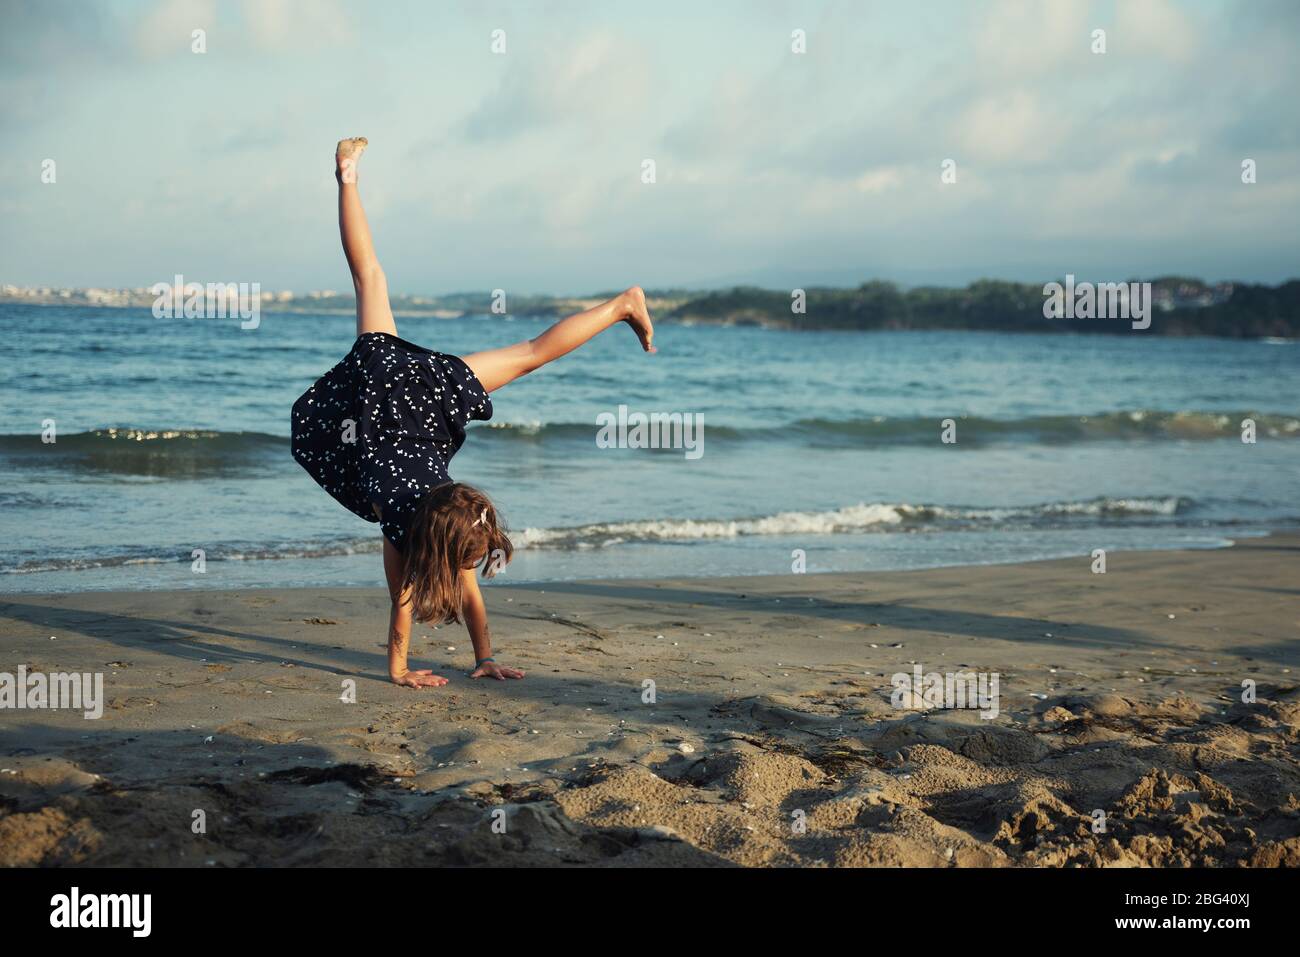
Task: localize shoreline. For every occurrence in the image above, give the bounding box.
[1,533,1297,866]
[0,526,1275,595]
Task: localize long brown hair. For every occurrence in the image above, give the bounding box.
[401,482,513,624]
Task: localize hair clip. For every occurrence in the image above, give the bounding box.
[472,507,489,527]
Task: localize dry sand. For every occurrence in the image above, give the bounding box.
[2,534,1297,867]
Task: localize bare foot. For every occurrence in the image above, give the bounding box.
[335,136,368,183]
[620,286,656,353]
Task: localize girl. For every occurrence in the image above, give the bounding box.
[292,137,655,689]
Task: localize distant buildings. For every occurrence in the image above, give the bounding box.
[0,285,304,308]
[1152,281,1234,312]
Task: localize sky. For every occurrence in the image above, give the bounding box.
[2,0,1298,294]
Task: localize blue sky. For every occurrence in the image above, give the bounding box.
[2,0,1297,293]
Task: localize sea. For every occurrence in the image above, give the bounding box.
[1,302,1296,593]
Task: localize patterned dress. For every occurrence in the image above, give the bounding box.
[291,332,493,550]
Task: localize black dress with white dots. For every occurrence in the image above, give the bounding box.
[291,332,493,551]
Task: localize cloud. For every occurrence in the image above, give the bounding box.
[0,0,125,124]
[132,0,351,59]
[238,0,351,52]
[1114,0,1200,61]
[973,0,1093,77]
[133,0,217,59]
[952,90,1058,165]
[457,29,652,144]
[854,166,905,193]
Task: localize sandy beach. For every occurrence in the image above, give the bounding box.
[2,534,1297,868]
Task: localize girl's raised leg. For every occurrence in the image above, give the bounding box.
[336,137,398,338]
[463,287,655,393]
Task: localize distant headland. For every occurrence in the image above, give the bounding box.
[2,277,1296,338]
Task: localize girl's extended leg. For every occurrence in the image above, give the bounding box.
[463,287,655,392]
[335,137,398,338]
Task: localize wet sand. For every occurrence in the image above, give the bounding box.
[2,534,1297,867]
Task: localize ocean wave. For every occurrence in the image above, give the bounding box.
[0,536,379,574]
[788,410,1300,444]
[0,497,1204,573]
[478,420,746,441]
[0,428,287,451]
[516,497,1194,549]
[0,428,286,477]
[474,409,1299,446]
[0,409,1291,469]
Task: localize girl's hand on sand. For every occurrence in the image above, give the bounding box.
[470,661,525,681]
[391,669,449,689]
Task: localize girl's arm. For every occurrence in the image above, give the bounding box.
[383,538,447,689]
[460,568,525,680]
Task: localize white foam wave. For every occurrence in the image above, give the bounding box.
[516,497,1187,549]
